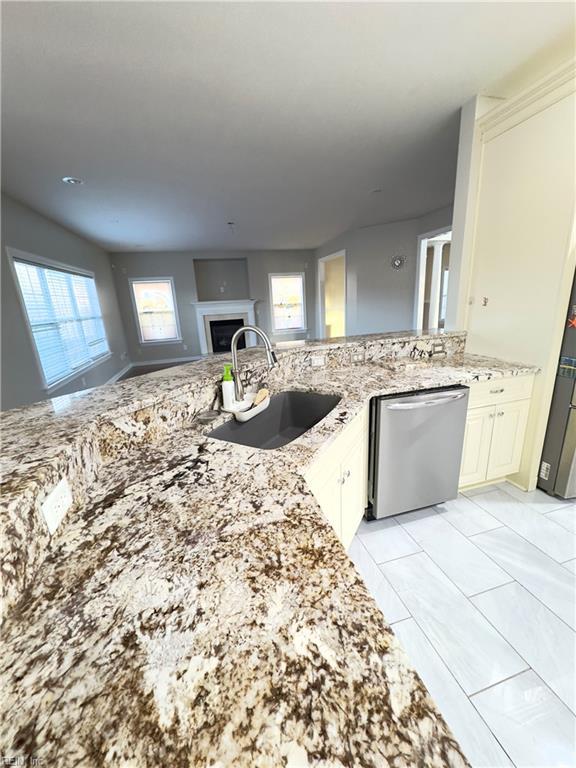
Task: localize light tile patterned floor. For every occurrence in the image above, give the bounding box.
[350,482,576,768]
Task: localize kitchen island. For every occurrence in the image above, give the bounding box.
[0,330,536,767]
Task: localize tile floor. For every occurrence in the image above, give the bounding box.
[350,481,576,768]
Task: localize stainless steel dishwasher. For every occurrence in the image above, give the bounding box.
[367,385,469,519]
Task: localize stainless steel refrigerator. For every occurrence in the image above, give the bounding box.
[538,272,576,499]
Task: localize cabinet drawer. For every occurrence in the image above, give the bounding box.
[468,375,534,408]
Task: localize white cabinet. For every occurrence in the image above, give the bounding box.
[487,400,530,479]
[304,406,368,550]
[460,405,495,487]
[340,430,368,548]
[307,461,342,537]
[459,376,533,488]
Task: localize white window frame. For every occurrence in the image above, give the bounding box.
[129,276,182,345]
[7,247,112,392]
[268,272,307,334]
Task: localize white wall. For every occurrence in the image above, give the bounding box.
[315,206,453,338]
[1,195,129,410]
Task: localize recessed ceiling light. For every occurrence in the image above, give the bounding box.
[227,221,237,231]
[62,176,84,185]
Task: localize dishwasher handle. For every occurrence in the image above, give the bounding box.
[384,392,467,410]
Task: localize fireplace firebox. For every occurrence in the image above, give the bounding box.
[209,318,246,354]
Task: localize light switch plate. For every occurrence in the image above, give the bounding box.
[310,355,326,368]
[41,478,73,535]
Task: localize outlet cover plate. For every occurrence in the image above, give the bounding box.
[41,478,73,535]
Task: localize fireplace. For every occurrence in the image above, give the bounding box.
[209,318,246,354]
[193,300,257,355]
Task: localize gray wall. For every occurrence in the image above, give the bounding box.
[1,195,129,410]
[315,206,453,337]
[109,251,202,363]
[194,258,249,301]
[246,250,316,342]
[109,249,316,362]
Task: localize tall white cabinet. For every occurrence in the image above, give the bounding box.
[456,63,575,489]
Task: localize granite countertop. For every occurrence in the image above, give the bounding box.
[0,331,538,767]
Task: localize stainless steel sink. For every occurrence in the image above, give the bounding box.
[208,390,342,449]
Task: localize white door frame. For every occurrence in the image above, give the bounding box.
[413,227,451,330]
[317,250,346,339]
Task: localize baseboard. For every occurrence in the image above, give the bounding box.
[106,364,132,384]
[130,355,203,366]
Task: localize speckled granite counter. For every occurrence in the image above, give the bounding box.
[0,331,537,767]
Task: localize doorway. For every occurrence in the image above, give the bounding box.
[414,229,452,330]
[318,250,346,338]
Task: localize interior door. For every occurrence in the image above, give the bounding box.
[319,252,346,339]
[487,400,530,480]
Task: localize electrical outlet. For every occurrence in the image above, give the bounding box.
[539,461,551,481]
[182,344,188,351]
[351,352,365,364]
[41,478,73,535]
[310,355,326,368]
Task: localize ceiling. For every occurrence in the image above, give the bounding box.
[2,2,574,252]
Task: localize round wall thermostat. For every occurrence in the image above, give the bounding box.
[391,255,405,270]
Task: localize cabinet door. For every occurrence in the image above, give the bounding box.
[340,432,368,550]
[487,399,530,480]
[459,405,495,487]
[305,462,343,538]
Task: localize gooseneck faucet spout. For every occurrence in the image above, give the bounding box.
[230,325,278,402]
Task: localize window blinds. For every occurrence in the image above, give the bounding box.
[14,260,110,387]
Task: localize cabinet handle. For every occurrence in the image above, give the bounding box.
[340,469,351,484]
[498,411,504,417]
[489,413,495,419]
[490,388,505,394]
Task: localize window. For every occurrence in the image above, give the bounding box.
[13,258,110,388]
[269,273,306,332]
[130,278,181,343]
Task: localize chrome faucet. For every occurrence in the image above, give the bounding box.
[231,325,278,402]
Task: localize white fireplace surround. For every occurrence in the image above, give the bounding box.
[192,300,257,355]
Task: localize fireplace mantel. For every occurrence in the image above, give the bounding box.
[191,300,257,354]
